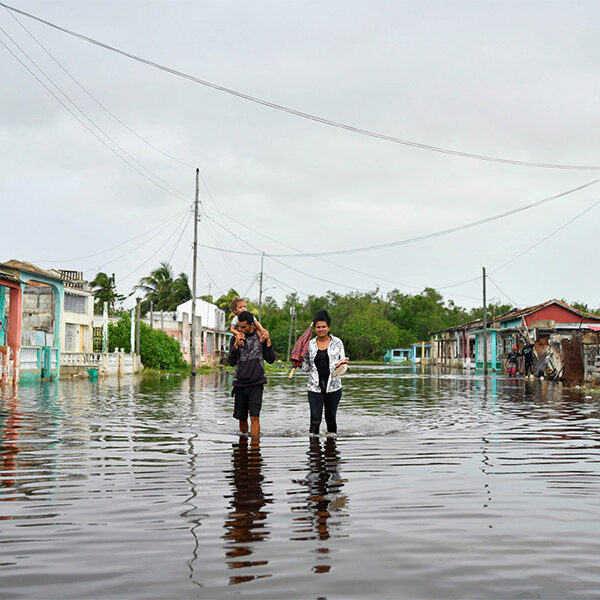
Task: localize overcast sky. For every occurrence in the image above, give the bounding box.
[2,0,599,310]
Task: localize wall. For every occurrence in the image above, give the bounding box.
[21,286,54,345]
[62,289,94,353]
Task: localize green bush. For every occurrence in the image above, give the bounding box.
[108,315,189,372]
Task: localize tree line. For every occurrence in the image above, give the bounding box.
[90,263,600,362]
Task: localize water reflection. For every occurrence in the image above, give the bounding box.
[0,391,21,497]
[290,437,348,573]
[222,436,272,584]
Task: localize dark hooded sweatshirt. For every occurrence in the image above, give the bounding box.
[228,332,276,387]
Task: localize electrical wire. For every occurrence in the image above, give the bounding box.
[200,214,377,293]
[86,206,191,272]
[116,207,191,283]
[491,196,600,274]
[0,26,190,204]
[194,176,600,260]
[34,205,189,263]
[486,275,519,307]
[4,6,194,169]
[166,209,193,265]
[4,1,600,171]
[202,204,419,289]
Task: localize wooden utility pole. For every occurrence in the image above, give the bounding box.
[135,297,141,357]
[482,266,488,375]
[258,252,265,322]
[190,168,200,376]
[102,301,108,353]
[150,301,153,329]
[286,305,295,361]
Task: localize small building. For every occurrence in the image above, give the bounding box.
[383,348,414,364]
[430,299,600,376]
[411,342,431,365]
[60,270,94,355]
[176,298,228,366]
[0,260,64,383]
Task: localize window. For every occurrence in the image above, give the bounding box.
[64,293,86,314]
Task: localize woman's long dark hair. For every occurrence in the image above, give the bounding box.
[313,309,331,326]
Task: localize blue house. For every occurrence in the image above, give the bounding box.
[383,348,414,364]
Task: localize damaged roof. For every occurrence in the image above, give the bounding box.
[0,260,63,281]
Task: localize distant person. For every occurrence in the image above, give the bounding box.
[227,311,275,437]
[229,296,269,347]
[507,345,519,376]
[301,310,349,436]
[522,342,534,377]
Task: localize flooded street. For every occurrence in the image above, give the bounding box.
[2,366,600,599]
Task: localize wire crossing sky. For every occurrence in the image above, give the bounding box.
[2,1,599,309]
[3,1,600,171]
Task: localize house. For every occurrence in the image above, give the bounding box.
[383,348,414,364]
[0,260,64,383]
[430,318,482,369]
[430,299,600,376]
[176,298,228,366]
[60,270,94,355]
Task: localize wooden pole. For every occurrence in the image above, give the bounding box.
[191,168,199,376]
[482,266,488,375]
[286,305,294,362]
[258,252,265,322]
[149,301,153,330]
[102,301,108,353]
[135,297,141,357]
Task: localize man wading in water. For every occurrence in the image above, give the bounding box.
[227,311,275,437]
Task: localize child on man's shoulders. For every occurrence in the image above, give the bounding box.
[229,296,269,347]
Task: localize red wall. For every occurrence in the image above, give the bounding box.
[525,304,600,326]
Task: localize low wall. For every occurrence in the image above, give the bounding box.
[583,345,600,385]
[61,351,142,377]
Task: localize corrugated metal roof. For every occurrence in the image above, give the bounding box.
[495,299,600,323]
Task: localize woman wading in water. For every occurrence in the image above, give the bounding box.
[301,310,349,436]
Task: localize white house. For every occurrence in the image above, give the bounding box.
[176,298,229,365]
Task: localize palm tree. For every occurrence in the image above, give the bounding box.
[136,262,191,314]
[90,272,124,314]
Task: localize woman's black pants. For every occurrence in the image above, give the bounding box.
[308,388,342,434]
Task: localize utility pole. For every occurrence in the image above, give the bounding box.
[482,266,488,375]
[258,252,265,322]
[135,297,141,357]
[150,301,153,329]
[102,301,108,353]
[130,306,135,354]
[190,168,200,376]
[286,305,295,361]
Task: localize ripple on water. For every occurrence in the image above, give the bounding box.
[2,370,600,598]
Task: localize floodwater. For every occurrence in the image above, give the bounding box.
[2,366,600,599]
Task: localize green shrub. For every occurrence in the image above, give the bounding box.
[108,315,189,372]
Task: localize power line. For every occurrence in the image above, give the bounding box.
[4,6,194,169]
[116,207,191,284]
[491,196,600,274]
[202,204,419,289]
[200,214,376,293]
[34,205,189,263]
[87,206,191,272]
[195,177,600,259]
[4,1,600,171]
[0,25,190,203]
[486,275,519,307]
